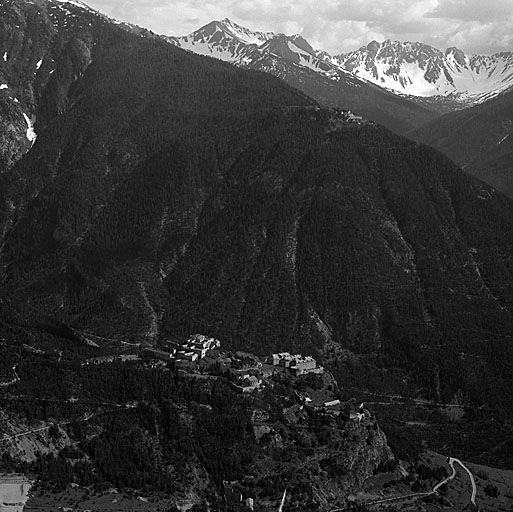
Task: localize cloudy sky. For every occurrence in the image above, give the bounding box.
[84,0,513,54]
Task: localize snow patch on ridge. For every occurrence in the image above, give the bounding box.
[219,18,274,46]
[176,38,239,63]
[22,113,37,146]
[54,0,92,9]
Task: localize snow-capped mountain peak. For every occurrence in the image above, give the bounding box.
[169,19,314,75]
[53,0,91,8]
[169,19,344,77]
[51,0,98,14]
[166,19,262,64]
[330,40,513,102]
[169,19,513,107]
[217,18,275,45]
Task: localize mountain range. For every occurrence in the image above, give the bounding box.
[170,18,513,109]
[169,19,513,198]
[333,40,513,104]
[168,18,438,134]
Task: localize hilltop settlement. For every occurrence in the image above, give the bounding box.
[82,334,369,422]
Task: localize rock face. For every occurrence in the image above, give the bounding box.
[253,406,394,509]
[328,415,394,491]
[0,407,74,463]
[0,0,104,172]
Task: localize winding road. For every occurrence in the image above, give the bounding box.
[1,401,137,442]
[331,455,478,511]
[0,365,20,388]
[433,457,477,506]
[1,413,95,442]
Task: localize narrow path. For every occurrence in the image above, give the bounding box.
[1,412,95,442]
[0,402,137,442]
[362,491,431,507]
[0,394,137,409]
[341,386,495,411]
[278,489,287,512]
[0,365,20,388]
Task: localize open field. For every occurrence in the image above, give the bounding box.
[0,474,32,512]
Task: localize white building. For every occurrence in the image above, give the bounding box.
[187,334,221,353]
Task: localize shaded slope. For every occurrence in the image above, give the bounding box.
[466,135,513,196]
[0,5,315,339]
[246,55,436,134]
[0,0,106,172]
[411,89,513,196]
[162,110,513,407]
[2,1,513,411]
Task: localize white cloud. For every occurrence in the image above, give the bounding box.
[427,0,513,22]
[84,0,513,54]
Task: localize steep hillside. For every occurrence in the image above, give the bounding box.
[0,0,100,171]
[0,0,160,175]
[411,89,513,197]
[161,110,513,408]
[169,19,438,134]
[0,0,133,240]
[0,0,315,341]
[2,0,513,415]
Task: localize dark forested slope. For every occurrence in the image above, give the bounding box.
[2,0,513,411]
[162,112,513,408]
[0,0,316,340]
[411,89,513,197]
